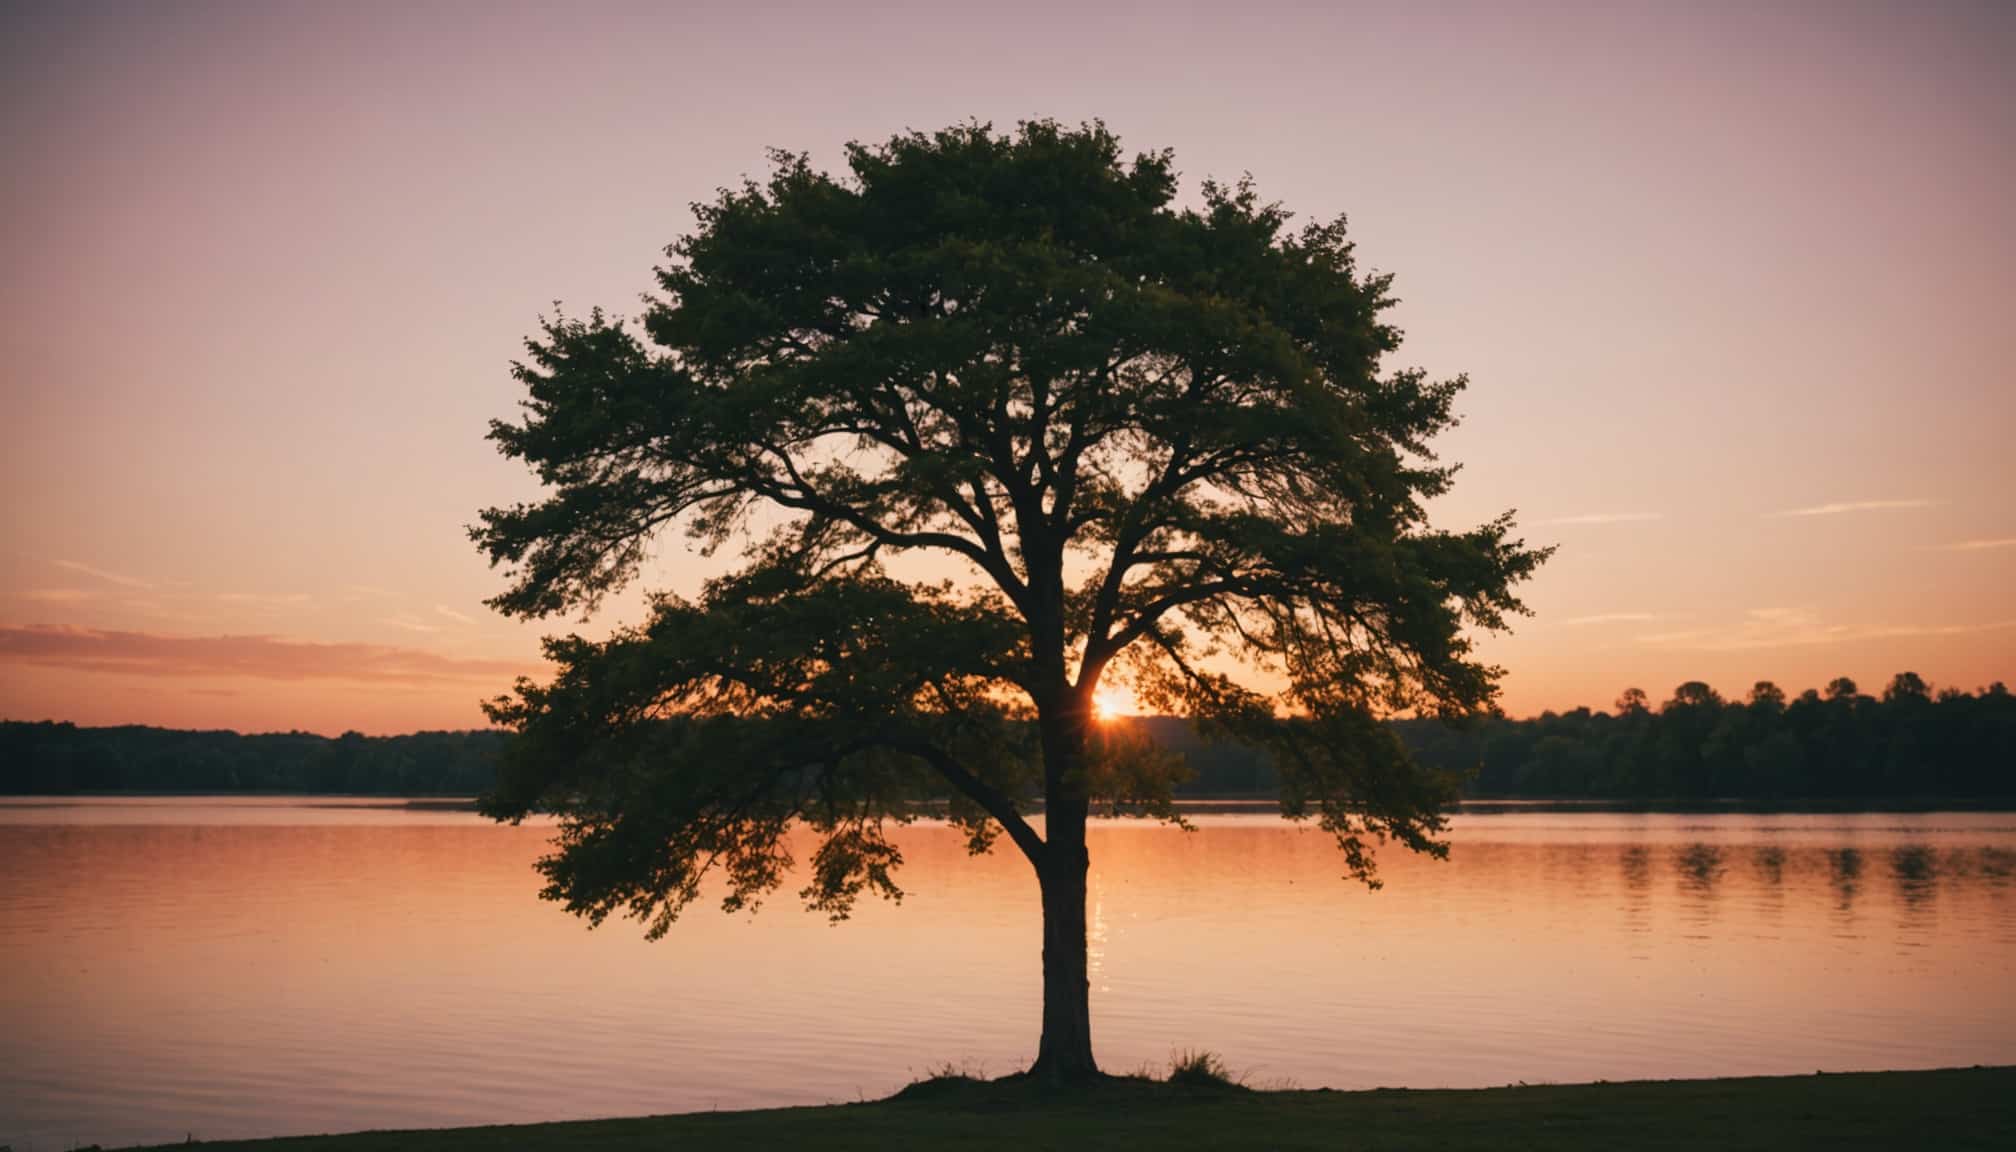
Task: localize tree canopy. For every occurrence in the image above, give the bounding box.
[471,120,1546,1077]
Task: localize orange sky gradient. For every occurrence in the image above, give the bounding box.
[3,1,2012,734]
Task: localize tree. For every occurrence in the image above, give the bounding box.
[1883,671,1930,704]
[1653,681,1724,795]
[471,121,1546,1082]
[1665,681,1723,711]
[1747,680,1786,713]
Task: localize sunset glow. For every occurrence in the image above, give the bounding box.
[1093,687,1130,722]
[2,2,2010,733]
[8,5,2016,1150]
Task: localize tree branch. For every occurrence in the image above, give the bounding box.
[885,736,1047,869]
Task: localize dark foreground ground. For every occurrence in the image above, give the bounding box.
[122,1066,2016,1151]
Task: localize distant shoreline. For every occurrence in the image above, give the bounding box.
[8,792,2016,815]
[11,702,2013,808]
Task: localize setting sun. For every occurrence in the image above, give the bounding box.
[1093,687,1130,721]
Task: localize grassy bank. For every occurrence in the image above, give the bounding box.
[125,1066,2015,1151]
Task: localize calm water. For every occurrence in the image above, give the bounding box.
[3,799,2013,1148]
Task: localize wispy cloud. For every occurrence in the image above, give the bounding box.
[1857,620,2016,640]
[22,588,92,603]
[341,584,398,601]
[1637,607,2016,652]
[53,560,153,589]
[385,615,439,634]
[1768,498,1939,518]
[1534,512,1663,526]
[0,626,530,685]
[1556,612,1660,626]
[217,592,314,606]
[117,598,213,623]
[14,584,213,621]
[1939,537,2016,552]
[434,605,474,625]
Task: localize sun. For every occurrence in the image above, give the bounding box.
[1092,686,1130,722]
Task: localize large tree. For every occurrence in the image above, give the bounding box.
[474,121,1545,1082]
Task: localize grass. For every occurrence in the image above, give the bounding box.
[120,1065,2015,1151]
[1163,1048,1244,1089]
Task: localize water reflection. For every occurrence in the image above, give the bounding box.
[1830,847,1864,914]
[1752,845,1786,886]
[1892,846,1937,905]
[1620,843,1652,888]
[2,803,2013,1149]
[1617,843,1653,954]
[1676,843,1726,891]
[1984,846,2014,881]
[1576,841,2016,915]
[1673,842,1725,938]
[1745,845,1788,939]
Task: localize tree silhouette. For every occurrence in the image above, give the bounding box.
[1747,680,1787,712]
[1884,671,1931,703]
[471,121,1545,1081]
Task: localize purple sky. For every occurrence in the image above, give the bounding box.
[3,0,2012,732]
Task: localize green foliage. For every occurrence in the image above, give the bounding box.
[471,119,1545,936]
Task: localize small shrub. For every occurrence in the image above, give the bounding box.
[1167,1049,1245,1090]
[891,1059,991,1101]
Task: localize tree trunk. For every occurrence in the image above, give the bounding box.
[1032,831,1096,1082]
[1030,708,1098,1083]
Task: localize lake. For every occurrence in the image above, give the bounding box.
[3,799,2012,1148]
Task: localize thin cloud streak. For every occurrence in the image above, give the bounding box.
[1637,607,2016,652]
[1769,499,1939,518]
[218,592,314,606]
[117,597,213,623]
[1557,612,1660,626]
[22,588,92,603]
[53,560,153,589]
[1941,537,2016,552]
[435,605,474,625]
[1534,513,1664,526]
[0,626,531,685]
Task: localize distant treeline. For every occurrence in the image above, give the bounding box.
[1159,675,2016,800]
[3,673,2012,799]
[0,725,509,795]
[1397,675,2016,800]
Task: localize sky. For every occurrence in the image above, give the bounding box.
[2,0,2012,734]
